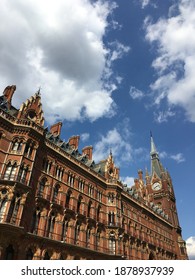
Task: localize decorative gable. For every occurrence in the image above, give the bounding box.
[17,91,44,126]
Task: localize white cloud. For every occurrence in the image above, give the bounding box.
[108,41,130,62]
[129,86,144,100]
[80,133,90,142]
[122,176,135,187]
[93,119,133,165]
[186,236,195,260]
[145,0,195,122]
[170,153,185,163]
[154,109,175,123]
[141,0,150,9]
[140,0,157,9]
[0,0,129,123]
[159,151,185,164]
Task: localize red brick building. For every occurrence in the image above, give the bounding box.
[0,85,188,260]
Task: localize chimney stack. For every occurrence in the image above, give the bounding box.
[82,146,93,160]
[50,122,62,136]
[69,135,80,149]
[3,85,16,109]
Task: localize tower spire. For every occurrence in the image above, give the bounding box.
[150,133,162,177]
[150,131,159,159]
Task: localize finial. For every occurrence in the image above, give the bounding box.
[36,86,41,95]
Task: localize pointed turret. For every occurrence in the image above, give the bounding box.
[150,133,164,178]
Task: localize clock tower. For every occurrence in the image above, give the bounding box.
[149,133,178,226]
[147,134,187,259]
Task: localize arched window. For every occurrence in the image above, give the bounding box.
[52,184,59,203]
[77,196,82,213]
[74,223,80,244]
[46,213,55,239]
[24,140,34,158]
[0,197,8,222]
[68,173,74,187]
[4,162,17,180]
[42,158,51,174]
[18,164,29,184]
[30,209,40,234]
[86,228,91,247]
[61,219,69,242]
[38,178,47,197]
[108,193,114,204]
[65,191,71,209]
[97,205,101,222]
[87,201,92,217]
[11,139,23,152]
[108,212,115,226]
[10,196,20,224]
[109,231,116,255]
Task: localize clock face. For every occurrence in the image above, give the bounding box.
[152,182,161,191]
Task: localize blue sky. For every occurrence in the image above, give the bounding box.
[0,0,195,259]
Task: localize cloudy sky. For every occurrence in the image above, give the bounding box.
[0,0,195,259]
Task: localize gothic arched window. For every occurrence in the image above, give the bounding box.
[74,223,80,244]
[65,191,71,208]
[77,196,82,214]
[46,213,55,239]
[30,209,40,234]
[4,162,17,181]
[61,219,69,242]
[38,178,47,197]
[109,231,116,255]
[52,184,59,203]
[0,197,8,222]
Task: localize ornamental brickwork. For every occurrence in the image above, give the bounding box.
[0,86,188,260]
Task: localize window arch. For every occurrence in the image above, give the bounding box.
[87,201,92,217]
[18,163,29,184]
[42,158,52,174]
[65,190,71,209]
[77,196,82,214]
[30,209,41,234]
[61,219,69,242]
[4,162,17,181]
[97,205,101,222]
[74,222,80,244]
[11,138,23,152]
[109,231,116,255]
[108,211,115,226]
[37,177,47,197]
[0,197,8,222]
[9,195,20,224]
[46,212,56,239]
[24,140,34,158]
[86,227,91,247]
[52,184,60,203]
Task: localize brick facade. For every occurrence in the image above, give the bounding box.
[0,86,188,260]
